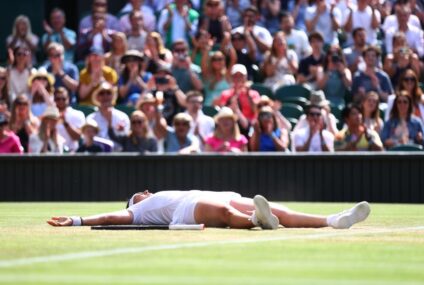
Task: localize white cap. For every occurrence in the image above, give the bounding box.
[231,64,247,76]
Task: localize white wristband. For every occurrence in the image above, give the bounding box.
[71,216,82,226]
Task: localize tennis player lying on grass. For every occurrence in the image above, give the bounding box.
[47,190,371,230]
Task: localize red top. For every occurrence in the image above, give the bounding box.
[219,88,260,121]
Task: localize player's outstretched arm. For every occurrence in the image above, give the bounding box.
[47,210,133,227]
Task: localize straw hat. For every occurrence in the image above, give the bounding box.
[136,93,157,110]
[213,106,237,123]
[42,105,60,120]
[308,90,330,107]
[81,118,99,134]
[92,82,118,107]
[173,112,192,124]
[28,68,55,87]
[121,49,144,64]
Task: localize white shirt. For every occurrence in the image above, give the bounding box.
[286,29,311,59]
[382,14,421,34]
[305,4,342,45]
[292,126,334,152]
[28,134,66,154]
[385,25,424,57]
[119,5,156,32]
[8,68,31,100]
[56,107,85,152]
[345,6,380,45]
[186,110,215,148]
[87,108,130,150]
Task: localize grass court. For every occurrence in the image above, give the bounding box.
[0,202,423,284]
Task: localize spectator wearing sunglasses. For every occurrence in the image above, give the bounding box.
[292,104,334,152]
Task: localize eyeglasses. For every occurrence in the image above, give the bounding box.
[308,112,322,117]
[49,53,61,58]
[131,120,144,125]
[16,52,29,57]
[212,57,224,62]
[403,77,415,82]
[98,91,112,96]
[174,122,189,127]
[397,99,409,105]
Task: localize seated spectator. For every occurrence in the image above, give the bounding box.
[261,31,298,92]
[297,32,325,90]
[165,112,200,153]
[41,8,77,62]
[43,43,79,103]
[126,10,148,51]
[381,91,424,149]
[104,32,128,73]
[256,95,292,131]
[9,95,39,152]
[229,30,257,81]
[361,91,384,133]
[292,104,334,152]
[385,69,424,123]
[77,12,114,62]
[146,65,187,125]
[317,46,352,105]
[107,110,157,153]
[28,106,66,153]
[77,118,105,153]
[201,50,232,106]
[78,47,118,106]
[135,93,167,153]
[217,64,261,136]
[343,0,381,46]
[293,90,339,136]
[250,106,289,152]
[87,82,130,151]
[351,46,394,103]
[384,3,424,59]
[6,15,39,65]
[0,67,11,110]
[0,113,23,154]
[199,0,231,47]
[78,0,122,34]
[184,91,215,149]
[280,12,311,60]
[27,68,55,117]
[382,1,421,34]
[343,27,367,75]
[232,6,273,63]
[170,40,203,93]
[54,87,85,153]
[305,0,342,46]
[8,47,32,99]
[144,32,173,72]
[157,0,199,48]
[205,107,248,153]
[117,50,149,106]
[383,32,421,87]
[334,104,383,151]
[119,0,156,33]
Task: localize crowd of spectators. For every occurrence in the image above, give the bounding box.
[0,0,423,154]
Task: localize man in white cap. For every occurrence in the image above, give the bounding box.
[217,64,260,135]
[48,189,371,231]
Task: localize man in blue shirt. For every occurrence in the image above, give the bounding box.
[165,113,199,153]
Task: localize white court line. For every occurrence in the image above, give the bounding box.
[0,226,423,269]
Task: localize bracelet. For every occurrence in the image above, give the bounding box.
[71,216,82,226]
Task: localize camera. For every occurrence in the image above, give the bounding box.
[331,53,341,63]
[155,76,169,85]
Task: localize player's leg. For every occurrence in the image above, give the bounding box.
[193,199,255,229]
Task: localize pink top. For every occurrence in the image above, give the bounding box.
[0,132,23,154]
[219,89,260,121]
[205,135,248,152]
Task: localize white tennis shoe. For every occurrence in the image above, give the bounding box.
[328,201,371,229]
[251,195,279,230]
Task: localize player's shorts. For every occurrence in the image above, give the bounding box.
[171,191,242,225]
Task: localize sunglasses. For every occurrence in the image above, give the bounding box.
[212,57,224,62]
[397,99,409,105]
[308,112,322,117]
[174,122,189,127]
[54,97,67,102]
[98,91,112,96]
[131,120,144,125]
[49,53,61,58]
[207,2,219,6]
[403,77,415,82]
[16,52,29,57]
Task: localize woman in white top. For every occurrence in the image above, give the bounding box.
[47,190,371,230]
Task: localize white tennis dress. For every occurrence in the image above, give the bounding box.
[128,190,241,225]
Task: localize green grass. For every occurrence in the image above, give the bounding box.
[0,202,423,285]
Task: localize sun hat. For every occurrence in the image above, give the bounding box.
[136,93,157,110]
[28,67,55,87]
[231,64,247,76]
[121,49,144,64]
[213,106,237,123]
[42,105,60,120]
[308,90,330,107]
[81,118,100,134]
[92,82,118,107]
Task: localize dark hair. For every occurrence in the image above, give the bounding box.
[341,104,362,121]
[390,90,413,120]
[54,86,69,99]
[308,31,324,43]
[324,46,346,70]
[243,6,259,15]
[258,109,278,132]
[396,69,423,106]
[362,45,381,58]
[361,91,380,121]
[352,27,365,38]
[279,11,291,21]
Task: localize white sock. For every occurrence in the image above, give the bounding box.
[326,214,337,228]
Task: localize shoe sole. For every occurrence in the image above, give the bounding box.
[337,201,371,229]
[253,195,279,230]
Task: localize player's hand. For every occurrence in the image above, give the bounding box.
[47,216,73,227]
